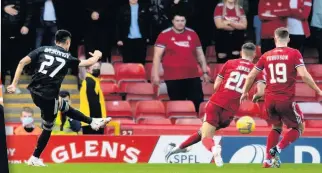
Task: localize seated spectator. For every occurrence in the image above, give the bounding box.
[310,0,322,63]
[287,0,312,53]
[14,107,42,135]
[214,0,247,63]
[52,91,81,135]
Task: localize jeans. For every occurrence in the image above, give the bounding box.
[35,21,57,48]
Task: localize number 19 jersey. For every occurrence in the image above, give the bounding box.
[255,47,304,101]
[27,46,80,100]
[210,59,266,113]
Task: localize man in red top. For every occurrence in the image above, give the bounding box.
[242,27,322,168]
[152,11,210,112]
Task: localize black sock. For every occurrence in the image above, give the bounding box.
[65,107,92,124]
[33,129,52,158]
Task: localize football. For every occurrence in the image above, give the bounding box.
[236,116,256,134]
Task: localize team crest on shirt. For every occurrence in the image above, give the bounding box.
[187,35,191,41]
[171,37,175,41]
[278,2,282,7]
[266,2,270,6]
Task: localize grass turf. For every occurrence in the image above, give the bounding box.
[9,164,322,173]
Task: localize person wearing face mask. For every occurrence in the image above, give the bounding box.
[14,107,42,135]
[52,91,81,135]
[80,62,107,135]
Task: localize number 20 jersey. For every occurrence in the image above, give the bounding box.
[255,47,304,101]
[27,46,80,100]
[210,59,266,113]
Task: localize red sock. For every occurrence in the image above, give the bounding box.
[277,129,300,150]
[266,129,281,159]
[179,131,201,149]
[202,137,215,152]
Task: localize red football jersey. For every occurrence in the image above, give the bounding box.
[210,59,266,113]
[155,27,202,80]
[255,47,304,101]
[214,3,246,23]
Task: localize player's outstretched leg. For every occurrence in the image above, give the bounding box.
[59,98,111,130]
[263,124,282,168]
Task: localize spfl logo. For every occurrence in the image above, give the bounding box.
[230,145,266,163]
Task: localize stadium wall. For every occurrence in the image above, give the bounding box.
[6,136,322,164]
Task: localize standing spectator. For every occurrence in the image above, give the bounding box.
[152,11,211,112]
[80,62,107,135]
[311,0,322,63]
[214,0,247,63]
[33,0,57,48]
[287,0,312,53]
[14,107,42,135]
[84,0,117,62]
[52,91,81,135]
[2,0,33,93]
[258,0,290,54]
[169,0,197,29]
[116,0,151,65]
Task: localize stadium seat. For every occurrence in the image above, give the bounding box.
[100,63,116,82]
[298,102,322,119]
[100,83,122,100]
[305,120,322,128]
[208,63,216,79]
[111,55,123,64]
[212,63,225,78]
[125,83,155,100]
[307,64,322,81]
[255,119,269,127]
[146,45,154,57]
[166,101,197,119]
[156,82,169,100]
[175,118,202,125]
[237,100,261,117]
[295,83,316,102]
[206,45,217,63]
[202,83,214,100]
[198,101,207,119]
[115,63,147,84]
[135,100,166,121]
[138,117,172,125]
[111,119,135,124]
[105,101,133,120]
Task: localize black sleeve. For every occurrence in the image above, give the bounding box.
[27,47,42,62]
[86,78,101,118]
[0,104,9,173]
[23,0,33,27]
[68,56,81,69]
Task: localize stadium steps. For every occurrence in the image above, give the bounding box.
[4,75,80,122]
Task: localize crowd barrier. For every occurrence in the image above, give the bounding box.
[7,135,322,164]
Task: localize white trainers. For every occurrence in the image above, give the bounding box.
[212,145,224,167]
[27,156,47,167]
[90,117,112,131]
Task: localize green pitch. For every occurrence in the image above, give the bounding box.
[9,163,322,173]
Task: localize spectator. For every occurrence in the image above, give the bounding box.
[116,0,151,65]
[258,0,289,54]
[311,0,322,63]
[80,62,107,135]
[52,91,81,135]
[14,107,42,135]
[2,0,33,93]
[84,0,117,62]
[152,11,211,112]
[33,0,57,48]
[246,0,261,45]
[287,0,312,53]
[214,0,247,63]
[169,0,197,29]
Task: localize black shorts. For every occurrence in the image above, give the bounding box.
[215,29,245,54]
[31,92,59,123]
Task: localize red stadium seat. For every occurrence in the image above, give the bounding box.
[135,100,166,121]
[202,83,214,101]
[175,118,202,125]
[112,119,135,124]
[199,101,207,119]
[295,83,316,102]
[115,63,147,84]
[212,63,225,78]
[100,83,122,100]
[237,100,261,117]
[208,63,216,79]
[298,102,322,119]
[206,45,217,63]
[146,45,154,57]
[306,64,322,81]
[156,82,169,100]
[166,101,197,119]
[125,83,155,100]
[138,118,172,125]
[111,55,123,64]
[305,120,322,128]
[105,101,133,120]
[100,63,116,82]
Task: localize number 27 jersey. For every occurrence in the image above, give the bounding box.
[27,46,80,100]
[210,59,265,113]
[255,47,304,101]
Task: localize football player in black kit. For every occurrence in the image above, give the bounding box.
[7,30,112,166]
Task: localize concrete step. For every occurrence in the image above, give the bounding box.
[18,84,78,90]
[4,94,80,103]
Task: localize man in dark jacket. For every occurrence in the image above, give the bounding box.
[116,0,151,65]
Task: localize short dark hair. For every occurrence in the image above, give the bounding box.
[275,27,289,39]
[55,30,72,43]
[242,42,256,51]
[171,7,187,20]
[22,107,34,114]
[59,90,70,98]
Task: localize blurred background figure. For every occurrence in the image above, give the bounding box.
[33,0,57,48]
[52,91,81,135]
[310,0,322,63]
[214,0,247,63]
[14,107,42,135]
[80,63,107,135]
[287,0,312,53]
[117,0,151,65]
[2,0,33,93]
